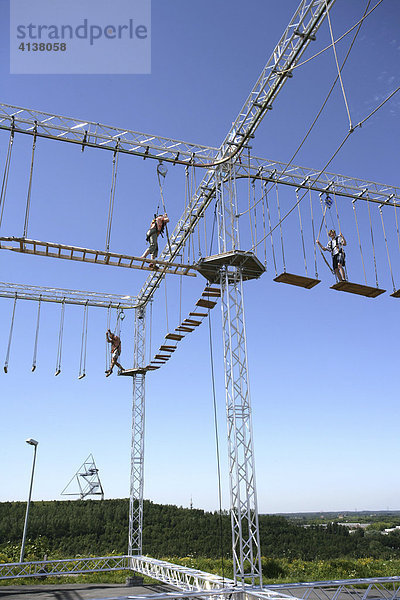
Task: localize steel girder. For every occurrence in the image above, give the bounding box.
[128,306,147,555]
[0,281,136,308]
[0,103,218,163]
[0,555,130,579]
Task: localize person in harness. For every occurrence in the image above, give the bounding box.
[105,329,124,377]
[141,213,169,269]
[317,229,347,281]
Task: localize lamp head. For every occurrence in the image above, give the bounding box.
[26,438,38,446]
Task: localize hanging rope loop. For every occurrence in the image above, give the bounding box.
[23,121,38,239]
[4,294,17,374]
[55,299,65,376]
[0,121,15,232]
[105,138,120,253]
[31,295,42,372]
[78,301,89,379]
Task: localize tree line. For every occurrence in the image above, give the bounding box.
[1,499,400,562]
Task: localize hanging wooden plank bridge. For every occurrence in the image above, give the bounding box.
[0,237,197,277]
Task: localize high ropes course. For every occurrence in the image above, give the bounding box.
[1,0,400,597]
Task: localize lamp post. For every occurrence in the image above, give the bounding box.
[20,438,38,563]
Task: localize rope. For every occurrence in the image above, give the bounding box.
[248,150,254,248]
[105,304,112,372]
[264,182,277,275]
[23,126,37,239]
[317,197,334,275]
[164,276,169,333]
[156,164,173,257]
[4,294,17,373]
[0,126,14,232]
[207,306,225,587]
[78,302,89,379]
[105,143,120,253]
[148,300,153,364]
[379,206,396,293]
[394,196,400,258]
[261,183,267,267]
[308,185,318,278]
[352,200,367,285]
[332,185,342,234]
[31,296,41,372]
[296,188,308,276]
[253,182,258,258]
[275,182,286,272]
[55,300,65,376]
[366,192,379,288]
[324,0,353,129]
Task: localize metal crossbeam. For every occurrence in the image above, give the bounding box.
[0,103,218,163]
[236,157,400,204]
[0,237,196,277]
[0,281,136,309]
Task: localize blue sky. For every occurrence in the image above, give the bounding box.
[0,0,400,518]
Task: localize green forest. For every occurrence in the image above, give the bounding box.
[1,499,400,583]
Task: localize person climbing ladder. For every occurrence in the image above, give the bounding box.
[317,229,347,281]
[105,329,124,377]
[141,213,169,269]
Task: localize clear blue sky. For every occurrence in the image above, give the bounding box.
[0,0,399,516]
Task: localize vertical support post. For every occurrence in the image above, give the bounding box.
[215,164,262,587]
[128,305,146,556]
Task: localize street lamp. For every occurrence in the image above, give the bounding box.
[20,438,38,563]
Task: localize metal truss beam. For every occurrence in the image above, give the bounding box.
[128,306,147,555]
[0,281,136,309]
[219,0,336,159]
[264,578,400,600]
[236,157,400,205]
[0,555,130,580]
[0,103,218,163]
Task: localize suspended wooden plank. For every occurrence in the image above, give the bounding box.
[165,333,184,341]
[0,236,197,277]
[118,367,148,376]
[183,319,201,326]
[154,355,171,360]
[176,326,194,332]
[202,292,220,298]
[196,298,217,309]
[159,345,176,352]
[204,287,221,295]
[274,272,320,289]
[390,289,400,298]
[189,312,207,317]
[331,281,386,298]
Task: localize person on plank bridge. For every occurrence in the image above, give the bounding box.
[141,213,169,269]
[317,229,347,282]
[105,329,124,377]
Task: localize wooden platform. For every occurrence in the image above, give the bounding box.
[331,280,386,298]
[390,289,400,298]
[197,250,265,283]
[0,236,196,277]
[273,272,321,289]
